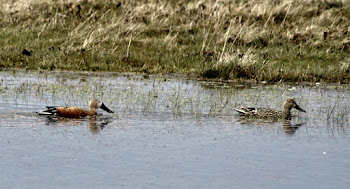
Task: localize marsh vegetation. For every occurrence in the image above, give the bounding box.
[1,0,350,83]
[1,70,349,128]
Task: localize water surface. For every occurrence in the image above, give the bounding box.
[0,70,349,188]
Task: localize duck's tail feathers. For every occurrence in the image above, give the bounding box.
[234,108,248,115]
[234,107,256,115]
[37,106,57,115]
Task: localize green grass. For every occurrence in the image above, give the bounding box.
[1,0,350,83]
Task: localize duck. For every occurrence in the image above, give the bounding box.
[234,98,306,119]
[38,99,114,118]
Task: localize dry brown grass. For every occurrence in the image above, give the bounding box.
[1,0,350,82]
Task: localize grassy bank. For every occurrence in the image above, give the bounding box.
[1,0,350,83]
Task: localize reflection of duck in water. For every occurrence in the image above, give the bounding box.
[44,115,112,134]
[88,117,111,134]
[282,120,305,135]
[234,99,306,120]
[38,99,114,118]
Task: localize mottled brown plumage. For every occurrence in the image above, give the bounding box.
[234,99,306,119]
[38,99,113,118]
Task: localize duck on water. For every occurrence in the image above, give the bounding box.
[38,99,114,118]
[234,99,306,120]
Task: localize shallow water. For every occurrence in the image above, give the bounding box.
[0,70,349,189]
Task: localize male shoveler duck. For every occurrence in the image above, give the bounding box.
[234,98,306,119]
[38,99,114,118]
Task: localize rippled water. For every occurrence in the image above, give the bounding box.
[0,70,349,188]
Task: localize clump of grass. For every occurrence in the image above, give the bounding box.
[201,48,260,79]
[1,0,350,83]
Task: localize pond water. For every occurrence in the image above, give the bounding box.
[0,70,349,189]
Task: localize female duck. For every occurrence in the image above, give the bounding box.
[234,99,306,119]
